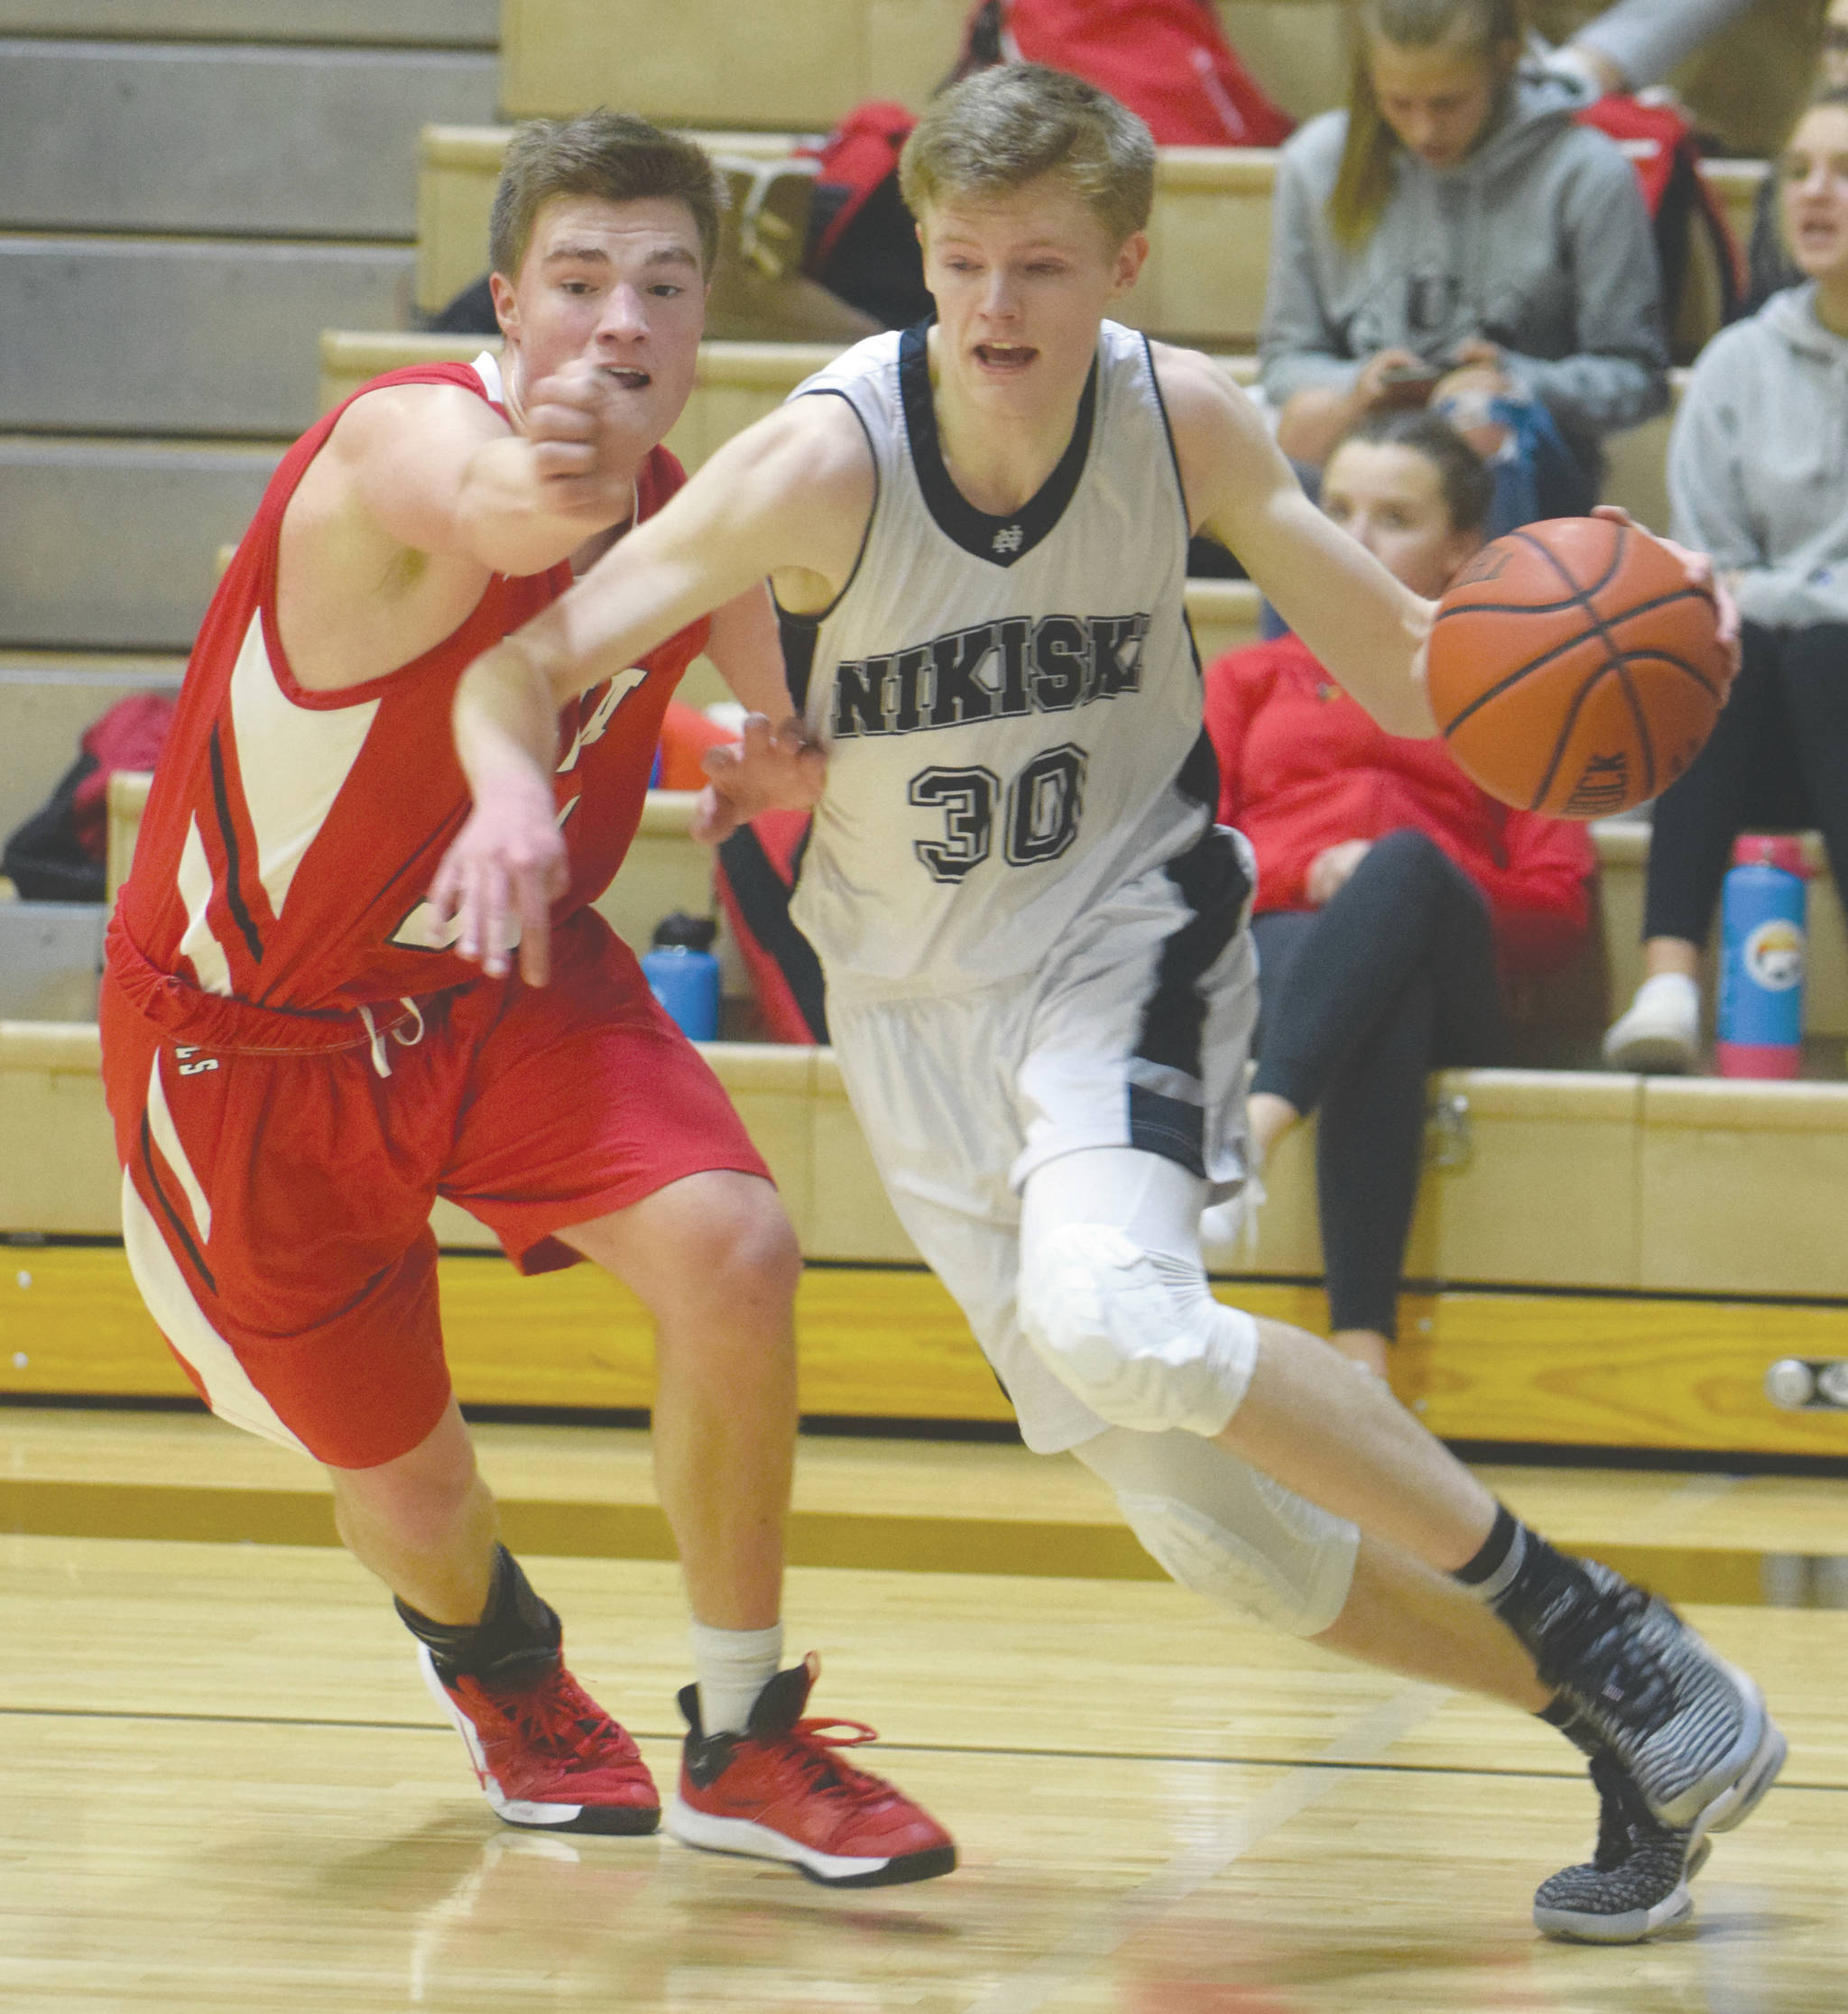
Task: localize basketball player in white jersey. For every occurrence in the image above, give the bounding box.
[434,69,1781,1935]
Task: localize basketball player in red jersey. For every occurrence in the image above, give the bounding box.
[97,112,949,1889]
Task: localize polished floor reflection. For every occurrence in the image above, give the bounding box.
[3,1417,1845,2011]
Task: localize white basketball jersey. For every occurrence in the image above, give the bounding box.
[782,320,1220,996]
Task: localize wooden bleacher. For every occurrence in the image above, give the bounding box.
[5,775,1838,1462]
[8,1007,1848,1457]
[416,123,1769,356]
[319,325,1686,535]
[494,0,1816,160]
[3,6,1825,1461]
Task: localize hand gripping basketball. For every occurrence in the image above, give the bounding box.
[1427,516,1735,819]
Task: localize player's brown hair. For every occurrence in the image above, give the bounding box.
[899,63,1157,248]
[1330,0,1524,246]
[1335,409,1495,532]
[488,110,724,281]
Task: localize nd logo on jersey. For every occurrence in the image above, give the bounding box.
[390,665,650,953]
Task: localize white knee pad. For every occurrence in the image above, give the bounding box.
[1016,1223,1260,1438]
[1075,1427,1357,1637]
[1114,1486,1356,1637]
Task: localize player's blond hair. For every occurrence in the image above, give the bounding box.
[488,109,724,282]
[900,64,1156,248]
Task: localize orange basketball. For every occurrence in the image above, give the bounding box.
[1427,517,1730,819]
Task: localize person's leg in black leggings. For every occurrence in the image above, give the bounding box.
[1774,624,1848,933]
[1248,830,1508,1372]
[1641,623,1799,947]
[1612,623,1813,1067]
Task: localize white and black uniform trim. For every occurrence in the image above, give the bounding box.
[780,319,1244,1003]
[1127,826,1252,1174]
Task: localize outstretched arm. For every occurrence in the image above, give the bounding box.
[430,396,871,979]
[695,581,827,845]
[1157,345,1438,737]
[337,359,648,580]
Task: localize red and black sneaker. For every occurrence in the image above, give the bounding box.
[667,1652,956,1887]
[419,1645,661,1835]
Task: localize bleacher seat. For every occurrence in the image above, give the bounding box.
[417,124,1765,358]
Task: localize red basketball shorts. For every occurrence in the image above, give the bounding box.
[98,910,771,1468]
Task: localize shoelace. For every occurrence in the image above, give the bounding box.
[1534,1578,1673,1729]
[488,1672,638,1771]
[772,1717,892,1805]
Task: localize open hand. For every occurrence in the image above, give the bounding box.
[691,713,827,845]
[427,769,567,985]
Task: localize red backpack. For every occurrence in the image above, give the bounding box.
[957,0,1294,147]
[1575,95,1745,352]
[799,101,935,328]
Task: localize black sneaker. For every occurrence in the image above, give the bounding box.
[1520,1559,1785,1832]
[1534,1751,1710,1943]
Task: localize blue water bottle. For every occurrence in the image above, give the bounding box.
[1714,836,1807,1079]
[642,911,721,1041]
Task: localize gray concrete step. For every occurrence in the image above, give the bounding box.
[0,237,414,436]
[0,2,495,42]
[0,902,106,1021]
[0,437,284,651]
[0,40,497,236]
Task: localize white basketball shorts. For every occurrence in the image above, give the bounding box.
[826,833,1260,1453]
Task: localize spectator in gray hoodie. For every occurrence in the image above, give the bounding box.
[1606,88,1848,1071]
[1261,0,1669,531]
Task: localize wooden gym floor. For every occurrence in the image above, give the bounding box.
[4,1407,1847,2011]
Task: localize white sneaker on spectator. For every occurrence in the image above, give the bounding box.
[1603,974,1700,1074]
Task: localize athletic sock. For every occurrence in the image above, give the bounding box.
[1453,1503,1596,1655]
[689,1618,784,1736]
[1538,1693,1603,1759]
[395,1544,561,1686]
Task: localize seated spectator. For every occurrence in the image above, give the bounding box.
[1747,0,1848,311]
[1605,88,1848,1072]
[1205,412,1595,1376]
[1260,0,1668,535]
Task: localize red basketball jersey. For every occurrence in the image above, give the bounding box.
[114,358,710,1017]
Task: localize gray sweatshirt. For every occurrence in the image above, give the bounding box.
[1669,284,1848,631]
[1569,0,1755,92]
[1259,69,1670,435]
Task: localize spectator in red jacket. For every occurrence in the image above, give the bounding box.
[1205,411,1595,1377]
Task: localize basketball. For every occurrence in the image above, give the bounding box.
[1427,517,1731,819]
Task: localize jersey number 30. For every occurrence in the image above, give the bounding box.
[909,744,1087,883]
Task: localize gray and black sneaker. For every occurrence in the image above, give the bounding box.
[1535,1751,1711,1943]
[1524,1559,1785,1833]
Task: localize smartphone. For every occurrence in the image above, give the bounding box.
[1377,361,1441,406]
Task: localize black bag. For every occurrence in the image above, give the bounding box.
[3,752,106,902]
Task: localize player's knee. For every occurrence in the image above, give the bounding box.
[333,1439,482,1555]
[1016,1224,1259,1438]
[1113,1488,1357,1636]
[677,1175,803,1315]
